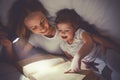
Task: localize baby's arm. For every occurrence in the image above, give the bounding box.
[64,51,73,61]
[65,32,94,73]
[65,53,81,73]
[63,51,79,73]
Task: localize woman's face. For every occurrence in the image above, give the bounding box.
[24,11,49,35]
[57,23,75,43]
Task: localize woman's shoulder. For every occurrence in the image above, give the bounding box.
[29,33,38,38]
[29,33,43,41]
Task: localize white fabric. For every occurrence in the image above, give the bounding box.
[22,57,87,80]
[94,58,106,74]
[1,0,120,44]
[60,29,84,57]
[72,0,120,44]
[1,0,120,79]
[29,30,63,54]
[40,0,72,16]
[60,28,101,62]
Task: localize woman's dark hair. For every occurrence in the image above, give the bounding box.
[0,20,5,32]
[55,8,100,35]
[7,0,49,40]
[0,20,8,38]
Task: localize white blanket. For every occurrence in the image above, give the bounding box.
[18,54,98,80]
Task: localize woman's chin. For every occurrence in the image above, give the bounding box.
[38,30,48,35]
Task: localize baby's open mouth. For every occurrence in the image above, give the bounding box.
[61,36,67,39]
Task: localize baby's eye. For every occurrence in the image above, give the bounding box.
[65,30,70,32]
[58,30,62,32]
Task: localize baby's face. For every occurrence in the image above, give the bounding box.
[57,23,75,44]
[24,11,49,35]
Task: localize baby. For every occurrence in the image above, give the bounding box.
[55,9,119,73]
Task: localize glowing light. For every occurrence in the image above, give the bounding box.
[13,38,20,43]
[19,75,30,80]
[22,58,86,80]
[23,58,65,76]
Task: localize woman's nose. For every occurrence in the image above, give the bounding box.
[38,25,44,30]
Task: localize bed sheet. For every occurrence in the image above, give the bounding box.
[18,53,99,80]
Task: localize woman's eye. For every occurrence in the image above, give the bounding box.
[31,26,37,30]
[40,18,45,25]
[40,21,43,25]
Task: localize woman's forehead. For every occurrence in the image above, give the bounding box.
[24,11,46,28]
[26,11,44,20]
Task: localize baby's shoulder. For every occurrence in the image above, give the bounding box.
[75,28,85,39]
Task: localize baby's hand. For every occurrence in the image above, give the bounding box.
[64,67,81,73]
[65,54,81,73]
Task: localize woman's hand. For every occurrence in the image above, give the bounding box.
[0,39,12,47]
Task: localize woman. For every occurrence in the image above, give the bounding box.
[7,0,64,59]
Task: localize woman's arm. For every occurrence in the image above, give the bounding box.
[19,42,33,58]
[92,34,120,54]
[14,37,33,58]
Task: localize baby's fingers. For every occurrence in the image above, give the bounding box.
[64,69,80,74]
[64,69,72,73]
